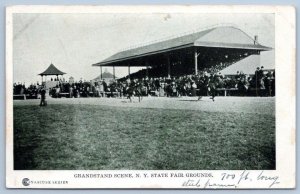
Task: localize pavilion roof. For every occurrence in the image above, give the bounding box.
[39,63,66,76]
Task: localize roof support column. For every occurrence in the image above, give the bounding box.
[145,59,149,78]
[166,55,171,78]
[113,66,115,79]
[256,51,261,96]
[146,66,149,78]
[100,66,103,80]
[128,65,131,79]
[194,48,200,75]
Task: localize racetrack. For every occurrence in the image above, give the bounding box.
[14,96,275,115]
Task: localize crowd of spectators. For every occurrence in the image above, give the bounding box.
[50,66,275,98]
[13,83,40,98]
[13,66,275,99]
[49,81,100,98]
[111,66,275,97]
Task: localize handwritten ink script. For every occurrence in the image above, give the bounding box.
[182,179,237,188]
[182,170,280,188]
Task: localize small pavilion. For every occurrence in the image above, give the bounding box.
[39,63,66,83]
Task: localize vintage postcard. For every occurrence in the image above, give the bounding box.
[6,5,295,189]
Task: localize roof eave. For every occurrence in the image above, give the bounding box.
[92,43,194,66]
[194,41,272,51]
[39,72,66,76]
[93,42,272,67]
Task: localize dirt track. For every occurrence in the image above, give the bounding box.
[13,96,275,115]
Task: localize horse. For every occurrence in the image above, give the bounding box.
[126,84,143,103]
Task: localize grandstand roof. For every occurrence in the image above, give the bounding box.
[93,26,272,67]
[39,63,66,76]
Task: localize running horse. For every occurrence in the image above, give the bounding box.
[126,81,143,103]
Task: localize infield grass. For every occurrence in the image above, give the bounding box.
[14,103,275,170]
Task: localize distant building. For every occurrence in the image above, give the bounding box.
[93,68,117,83]
[69,76,75,84]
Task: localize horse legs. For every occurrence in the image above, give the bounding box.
[137,91,143,102]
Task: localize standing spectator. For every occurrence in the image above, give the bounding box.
[191,81,197,96]
[55,85,60,98]
[102,80,108,92]
[259,78,266,96]
[69,86,73,98]
[271,70,275,96]
[258,66,264,80]
[39,86,47,106]
[254,67,260,96]
[208,74,217,101]
[264,72,272,96]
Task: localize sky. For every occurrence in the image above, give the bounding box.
[13,12,274,85]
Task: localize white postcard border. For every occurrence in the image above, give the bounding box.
[5,5,296,189]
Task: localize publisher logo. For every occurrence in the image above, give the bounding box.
[22,178,30,186]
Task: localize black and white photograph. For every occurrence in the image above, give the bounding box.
[6,5,295,189]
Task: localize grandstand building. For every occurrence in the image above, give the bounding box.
[92,26,272,78]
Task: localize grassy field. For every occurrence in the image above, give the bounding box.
[13,98,275,170]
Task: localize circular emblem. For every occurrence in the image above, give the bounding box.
[22,178,30,186]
